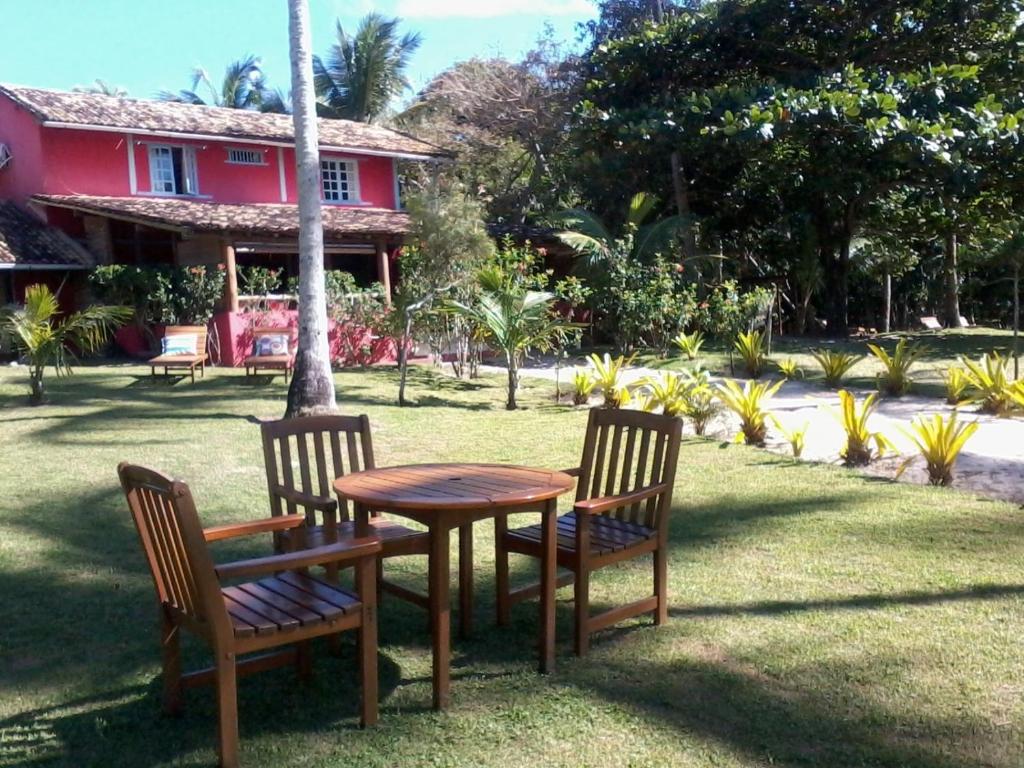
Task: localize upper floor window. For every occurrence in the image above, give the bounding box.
[321,158,359,203]
[226,147,265,165]
[149,144,198,196]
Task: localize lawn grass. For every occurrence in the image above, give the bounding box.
[634,327,1021,398]
[2,362,1023,767]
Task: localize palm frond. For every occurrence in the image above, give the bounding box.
[626,192,658,229]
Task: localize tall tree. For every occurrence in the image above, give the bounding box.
[158,55,269,109]
[285,0,336,417]
[313,13,421,123]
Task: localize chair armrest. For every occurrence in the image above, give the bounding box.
[214,537,382,581]
[204,514,306,542]
[573,483,672,516]
[561,467,582,478]
[270,485,338,513]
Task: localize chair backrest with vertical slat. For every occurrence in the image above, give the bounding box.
[575,409,683,531]
[260,415,375,522]
[117,463,229,638]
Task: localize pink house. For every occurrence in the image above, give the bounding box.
[0,84,446,363]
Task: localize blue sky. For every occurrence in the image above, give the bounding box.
[0,0,595,104]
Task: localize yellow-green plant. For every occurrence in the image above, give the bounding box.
[588,352,636,408]
[571,369,596,406]
[734,329,767,378]
[776,358,803,380]
[679,367,721,435]
[868,337,926,397]
[897,413,979,487]
[672,330,705,361]
[811,348,864,388]
[960,352,1015,415]
[770,416,809,458]
[640,372,688,417]
[943,366,970,406]
[1008,380,1024,411]
[716,378,783,446]
[834,390,894,466]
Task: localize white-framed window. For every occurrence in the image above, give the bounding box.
[320,158,359,203]
[226,147,266,165]
[148,144,198,195]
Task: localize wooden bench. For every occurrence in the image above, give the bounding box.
[149,325,209,383]
[244,326,296,382]
[920,316,943,331]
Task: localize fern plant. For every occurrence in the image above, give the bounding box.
[776,358,803,380]
[640,372,688,417]
[834,390,894,466]
[811,349,864,388]
[672,330,705,361]
[868,337,926,397]
[734,329,767,378]
[571,369,596,406]
[960,352,1015,415]
[588,352,636,409]
[943,366,970,406]
[897,413,979,487]
[770,416,809,458]
[716,378,783,446]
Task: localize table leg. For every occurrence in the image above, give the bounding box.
[353,502,370,537]
[429,524,451,710]
[539,498,557,674]
[458,524,473,639]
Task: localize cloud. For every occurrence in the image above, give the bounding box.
[396,0,592,19]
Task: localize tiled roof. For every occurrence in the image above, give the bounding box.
[0,202,95,268]
[32,195,412,239]
[0,84,448,159]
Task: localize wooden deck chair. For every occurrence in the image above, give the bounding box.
[260,415,432,610]
[244,326,296,382]
[919,316,943,331]
[495,408,682,656]
[118,462,380,768]
[149,325,209,383]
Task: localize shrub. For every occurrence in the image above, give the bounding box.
[693,280,774,341]
[776,358,802,380]
[868,337,926,397]
[898,413,979,487]
[680,367,721,435]
[811,349,864,388]
[672,330,705,360]
[89,264,225,325]
[571,369,596,406]
[734,329,767,378]
[960,352,1015,415]
[237,266,282,296]
[640,372,688,417]
[835,390,893,466]
[589,352,635,409]
[944,366,970,405]
[716,378,783,446]
[771,416,809,458]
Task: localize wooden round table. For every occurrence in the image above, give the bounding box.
[334,463,576,709]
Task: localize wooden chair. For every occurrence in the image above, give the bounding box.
[149,325,209,383]
[495,408,682,656]
[118,462,380,768]
[260,415,432,610]
[244,326,296,382]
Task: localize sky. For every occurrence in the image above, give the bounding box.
[0,0,596,103]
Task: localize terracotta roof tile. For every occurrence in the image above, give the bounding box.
[0,202,95,268]
[32,195,411,239]
[0,84,448,159]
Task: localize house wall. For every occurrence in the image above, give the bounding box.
[0,96,46,205]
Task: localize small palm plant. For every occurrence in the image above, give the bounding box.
[776,358,803,380]
[1008,380,1024,411]
[672,330,705,361]
[679,366,720,435]
[734,329,767,378]
[589,352,636,409]
[716,378,783,446]
[868,337,926,397]
[571,369,596,406]
[0,284,131,405]
[811,349,864,388]
[770,416,809,458]
[943,366,970,406]
[960,352,1015,415]
[641,372,688,417]
[834,390,894,466]
[897,413,979,487]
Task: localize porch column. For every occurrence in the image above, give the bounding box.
[375,237,392,305]
[222,240,239,313]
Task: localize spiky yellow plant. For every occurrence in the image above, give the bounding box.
[811,349,864,388]
[734,329,767,378]
[672,330,705,361]
[770,416,809,458]
[943,366,970,406]
[640,372,688,417]
[588,352,636,408]
[960,352,1014,415]
[776,358,802,380]
[716,378,783,446]
[571,369,596,406]
[897,413,979,487]
[834,390,894,466]
[868,337,926,397]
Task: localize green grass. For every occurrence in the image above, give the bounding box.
[2,362,1024,767]
[636,327,1022,397]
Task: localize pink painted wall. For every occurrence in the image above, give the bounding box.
[41,128,131,196]
[0,96,45,205]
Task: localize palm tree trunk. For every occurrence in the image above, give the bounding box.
[883,272,892,333]
[506,357,518,410]
[285,0,336,417]
[29,366,45,406]
[1014,262,1020,379]
[941,231,963,328]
